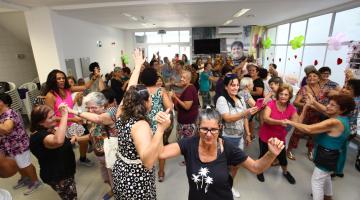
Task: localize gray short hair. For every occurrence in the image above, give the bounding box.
[83,92,108,106]
[239,77,253,90]
[197,108,222,126]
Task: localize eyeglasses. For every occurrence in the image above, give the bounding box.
[199,127,220,135]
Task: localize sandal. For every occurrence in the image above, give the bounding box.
[308,152,313,161]
[158,171,165,182]
[287,151,296,160]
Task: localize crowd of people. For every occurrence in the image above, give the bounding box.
[0,47,359,200]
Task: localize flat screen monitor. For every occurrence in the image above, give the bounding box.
[194,39,220,54]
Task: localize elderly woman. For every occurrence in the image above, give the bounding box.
[0,93,41,195]
[159,108,284,200]
[216,74,258,197]
[288,69,328,161]
[171,70,200,140]
[140,67,173,182]
[68,89,117,200]
[256,84,298,184]
[30,104,77,199]
[112,84,171,200]
[285,95,355,200]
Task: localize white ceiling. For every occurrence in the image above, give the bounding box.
[0,0,357,29]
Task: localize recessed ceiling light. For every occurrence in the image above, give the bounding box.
[131,16,138,21]
[223,20,233,25]
[233,8,251,18]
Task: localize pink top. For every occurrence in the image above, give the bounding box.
[259,100,296,143]
[54,89,74,126]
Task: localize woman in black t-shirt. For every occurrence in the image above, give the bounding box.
[29,104,77,200]
[247,63,264,101]
[159,109,285,200]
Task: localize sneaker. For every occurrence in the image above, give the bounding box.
[231,187,240,198]
[79,158,94,167]
[283,172,296,184]
[13,177,31,189]
[257,174,265,182]
[24,181,42,195]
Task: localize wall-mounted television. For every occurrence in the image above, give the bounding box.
[194,39,221,54]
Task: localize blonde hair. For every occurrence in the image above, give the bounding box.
[239,77,253,90]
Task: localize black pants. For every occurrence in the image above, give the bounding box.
[258,138,287,167]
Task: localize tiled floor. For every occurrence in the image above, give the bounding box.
[1,129,360,200]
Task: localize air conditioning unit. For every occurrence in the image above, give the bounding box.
[158,30,166,34]
[217,26,243,35]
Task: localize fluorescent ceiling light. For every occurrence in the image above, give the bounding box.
[123,13,131,17]
[233,8,251,18]
[223,19,233,25]
[131,16,138,21]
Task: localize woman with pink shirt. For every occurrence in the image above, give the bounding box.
[256,84,299,184]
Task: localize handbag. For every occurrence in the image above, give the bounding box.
[314,145,340,171]
[103,136,119,169]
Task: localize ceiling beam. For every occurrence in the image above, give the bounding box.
[51,0,235,10]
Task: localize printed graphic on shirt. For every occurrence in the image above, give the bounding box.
[191,167,214,194]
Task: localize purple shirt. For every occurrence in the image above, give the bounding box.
[177,85,200,124]
[0,109,29,156]
[259,100,296,143]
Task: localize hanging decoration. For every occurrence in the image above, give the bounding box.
[290,35,304,50]
[262,38,272,49]
[299,61,302,66]
[314,60,318,66]
[337,58,343,65]
[327,32,347,51]
[279,58,282,62]
[294,55,298,59]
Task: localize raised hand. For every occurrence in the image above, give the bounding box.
[267,137,285,156]
[133,48,146,70]
[247,107,259,116]
[156,108,171,132]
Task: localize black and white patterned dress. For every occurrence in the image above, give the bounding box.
[112,117,156,200]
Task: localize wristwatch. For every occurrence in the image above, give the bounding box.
[77,110,83,116]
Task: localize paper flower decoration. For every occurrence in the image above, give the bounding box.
[290,35,304,50]
[328,33,347,51]
[337,58,343,65]
[262,38,272,49]
[121,54,129,64]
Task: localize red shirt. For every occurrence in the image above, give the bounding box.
[177,85,199,124]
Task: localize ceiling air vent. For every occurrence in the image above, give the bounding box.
[158,30,166,34]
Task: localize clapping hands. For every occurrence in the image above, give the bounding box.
[58,103,68,116]
[156,108,171,132]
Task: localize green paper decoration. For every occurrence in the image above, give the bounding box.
[290,35,304,50]
[262,38,272,49]
[121,54,129,64]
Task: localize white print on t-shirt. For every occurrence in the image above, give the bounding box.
[191,167,214,193]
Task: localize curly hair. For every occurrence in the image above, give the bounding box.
[43,69,71,95]
[120,85,150,123]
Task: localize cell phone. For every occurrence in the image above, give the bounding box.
[255,98,264,109]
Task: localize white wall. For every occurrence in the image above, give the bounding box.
[53,13,126,79]
[0,25,38,86]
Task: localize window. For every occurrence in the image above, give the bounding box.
[305,14,332,44]
[264,46,275,70]
[300,46,327,78]
[148,44,179,60]
[289,20,307,43]
[146,32,162,43]
[284,47,303,86]
[276,24,290,45]
[332,7,360,41]
[163,31,179,43]
[135,32,145,43]
[267,27,276,43]
[179,31,190,42]
[274,46,288,76]
[324,45,348,85]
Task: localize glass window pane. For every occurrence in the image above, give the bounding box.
[324,45,348,86]
[163,31,179,43]
[332,7,360,41]
[300,46,327,79]
[135,32,145,43]
[276,24,290,45]
[180,46,191,61]
[267,27,276,44]
[146,32,162,43]
[289,20,307,43]
[274,46,288,75]
[284,47,303,86]
[148,45,179,61]
[305,14,332,43]
[180,31,190,42]
[264,46,275,70]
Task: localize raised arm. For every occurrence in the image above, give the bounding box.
[285,118,340,135]
[71,76,97,92]
[125,49,146,91]
[43,103,69,149]
[68,108,114,126]
[132,110,171,170]
[158,143,181,160]
[240,138,284,174]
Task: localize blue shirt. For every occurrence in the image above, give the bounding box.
[199,71,212,92]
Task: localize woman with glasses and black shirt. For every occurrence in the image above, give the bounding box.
[159,108,284,200]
